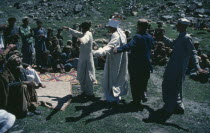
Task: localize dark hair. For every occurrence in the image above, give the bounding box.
[80,21,92,31]
[137,19,149,32]
[36,19,43,24]
[22,18,29,23]
[8,17,16,22]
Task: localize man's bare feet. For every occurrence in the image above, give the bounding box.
[38,83,46,88]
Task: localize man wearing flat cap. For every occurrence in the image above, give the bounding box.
[19,17,34,65]
[114,19,154,105]
[3,17,20,50]
[145,18,207,123]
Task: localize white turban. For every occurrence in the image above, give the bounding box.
[107,19,127,44]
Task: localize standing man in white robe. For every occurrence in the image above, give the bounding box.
[93,18,129,103]
[63,22,96,97]
[144,18,207,123]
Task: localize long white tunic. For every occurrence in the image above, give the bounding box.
[69,29,96,84]
[93,31,129,102]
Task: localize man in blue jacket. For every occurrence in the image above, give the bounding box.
[114,19,154,105]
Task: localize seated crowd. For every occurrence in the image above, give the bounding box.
[146,21,210,82]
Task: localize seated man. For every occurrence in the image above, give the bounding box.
[50,36,65,73]
[190,54,210,83]
[4,48,45,88]
[61,40,79,71]
[0,54,41,118]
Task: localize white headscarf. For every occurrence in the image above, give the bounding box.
[107,19,127,44]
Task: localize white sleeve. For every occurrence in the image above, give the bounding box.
[93,33,118,56]
[69,28,84,38]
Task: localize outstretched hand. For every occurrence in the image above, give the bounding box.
[63,26,69,30]
[197,68,208,74]
[113,47,118,54]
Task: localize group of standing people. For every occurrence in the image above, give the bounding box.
[0,15,208,127]
[63,17,207,123]
[0,17,80,73]
[0,17,46,67]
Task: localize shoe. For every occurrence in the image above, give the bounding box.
[80,92,87,97]
[26,112,35,117]
[142,97,148,103]
[16,111,34,119]
[32,110,41,115]
[130,101,141,106]
[173,108,184,115]
[86,95,96,100]
[158,110,172,123]
[143,108,172,124]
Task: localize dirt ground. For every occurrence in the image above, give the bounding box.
[8,66,210,133]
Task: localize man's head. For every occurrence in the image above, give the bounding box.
[7,49,21,58]
[22,17,29,26]
[64,45,71,53]
[157,21,163,28]
[57,28,63,34]
[36,20,43,28]
[52,36,59,45]
[67,40,72,46]
[106,19,120,33]
[80,21,92,33]
[194,41,200,50]
[7,55,21,68]
[176,18,190,32]
[48,28,53,32]
[137,19,149,33]
[8,17,16,27]
[125,30,131,38]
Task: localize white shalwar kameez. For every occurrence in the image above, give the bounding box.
[69,29,96,96]
[93,31,129,102]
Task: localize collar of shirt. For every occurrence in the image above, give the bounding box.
[178,32,187,38]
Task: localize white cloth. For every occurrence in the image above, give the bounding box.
[0,110,16,133]
[117,28,126,44]
[93,31,129,102]
[107,19,120,28]
[0,33,4,49]
[69,28,96,95]
[25,67,42,85]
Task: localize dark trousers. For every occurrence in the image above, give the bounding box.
[7,84,28,116]
[129,58,150,103]
[22,43,33,65]
[35,51,43,67]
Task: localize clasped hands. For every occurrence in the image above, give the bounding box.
[113,47,118,54]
